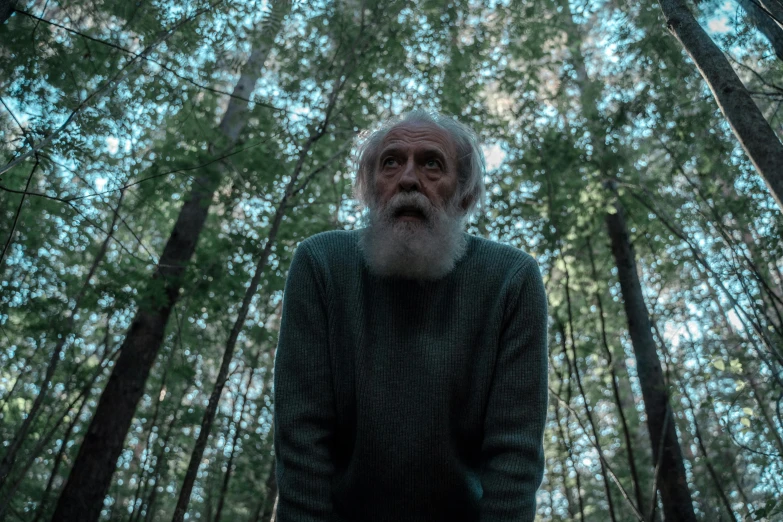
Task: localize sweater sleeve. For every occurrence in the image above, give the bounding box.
[273,240,336,522]
[479,255,549,522]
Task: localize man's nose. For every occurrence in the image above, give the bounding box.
[398,158,420,192]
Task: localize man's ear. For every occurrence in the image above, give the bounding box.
[460,194,474,211]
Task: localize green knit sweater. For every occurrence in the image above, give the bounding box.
[273,229,548,522]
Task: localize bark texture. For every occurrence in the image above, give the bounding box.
[606,203,697,522]
[658,0,783,210]
[50,4,290,520]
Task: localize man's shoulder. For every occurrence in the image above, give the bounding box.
[296,229,360,264]
[299,229,358,248]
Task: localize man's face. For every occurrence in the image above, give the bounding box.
[373,121,461,219]
[358,121,470,281]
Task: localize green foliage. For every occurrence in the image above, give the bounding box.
[1,0,783,520]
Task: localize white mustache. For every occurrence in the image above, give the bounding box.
[386,196,431,217]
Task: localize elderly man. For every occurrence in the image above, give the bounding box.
[273,110,548,522]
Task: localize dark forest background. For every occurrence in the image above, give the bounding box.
[1,0,783,520]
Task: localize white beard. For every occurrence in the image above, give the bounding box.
[358,191,469,282]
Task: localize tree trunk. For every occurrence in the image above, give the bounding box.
[758,0,783,27]
[171,105,333,522]
[0,342,119,519]
[51,155,219,522]
[50,4,291,519]
[172,21,358,513]
[559,1,697,515]
[549,335,585,522]
[550,365,580,521]
[605,202,697,522]
[738,0,783,61]
[657,0,783,210]
[32,396,89,522]
[213,412,241,522]
[142,407,183,522]
[128,361,172,522]
[31,325,116,522]
[0,396,81,517]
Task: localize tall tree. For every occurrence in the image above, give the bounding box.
[605,201,697,521]
[170,101,348,522]
[556,0,698,517]
[586,238,646,514]
[656,0,783,210]
[3,0,783,519]
[51,3,292,520]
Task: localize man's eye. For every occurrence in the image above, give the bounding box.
[383,158,399,167]
[425,159,442,169]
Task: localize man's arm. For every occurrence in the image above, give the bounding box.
[479,255,549,522]
[273,241,336,522]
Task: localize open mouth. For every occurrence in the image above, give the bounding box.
[394,205,426,220]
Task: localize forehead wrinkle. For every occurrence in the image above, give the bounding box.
[378,143,448,160]
[383,124,455,148]
[374,124,459,180]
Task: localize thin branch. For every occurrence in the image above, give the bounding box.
[549,386,647,522]
[63,199,152,265]
[728,54,783,94]
[0,183,65,201]
[0,157,39,268]
[743,0,783,27]
[648,403,670,522]
[290,138,354,197]
[561,252,619,522]
[0,96,31,143]
[67,131,285,202]
[12,9,313,119]
[0,1,222,176]
[39,156,161,262]
[1,128,285,204]
[30,0,51,40]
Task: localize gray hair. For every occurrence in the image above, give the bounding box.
[352,110,487,222]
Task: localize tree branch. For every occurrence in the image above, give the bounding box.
[0,157,39,268]
[0,1,222,176]
[13,8,300,116]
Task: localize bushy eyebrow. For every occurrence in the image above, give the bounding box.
[378,146,448,164]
